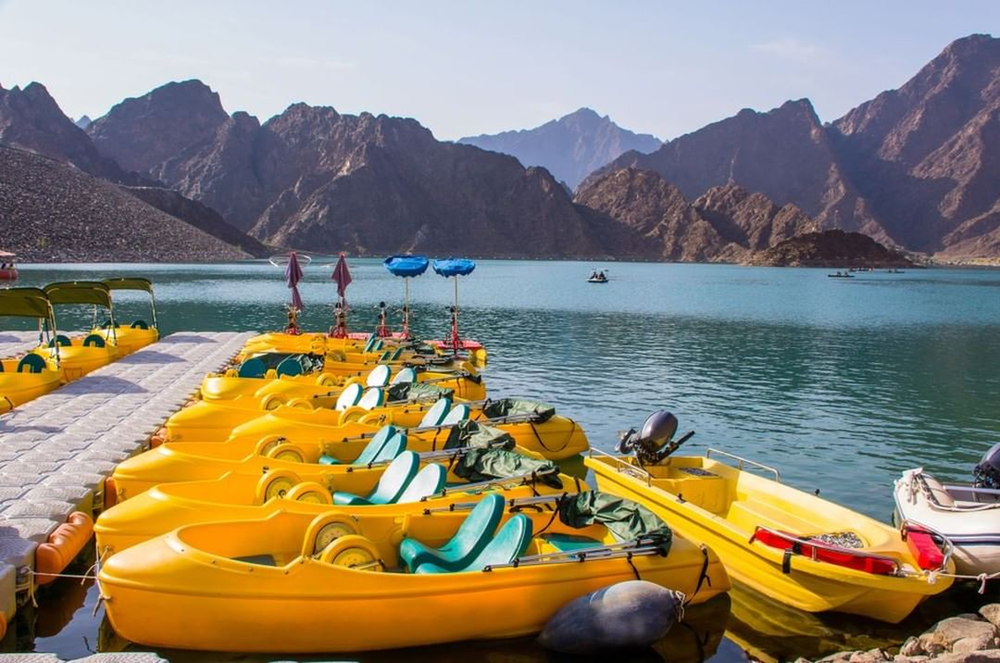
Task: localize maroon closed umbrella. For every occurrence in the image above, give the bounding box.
[330,252,352,338]
[285,251,305,311]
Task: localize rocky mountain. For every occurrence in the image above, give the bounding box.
[88,79,230,174]
[458,108,661,189]
[91,93,633,257]
[0,82,133,182]
[591,34,1000,259]
[747,230,913,267]
[574,168,817,262]
[75,115,91,130]
[0,145,253,261]
[830,33,1000,256]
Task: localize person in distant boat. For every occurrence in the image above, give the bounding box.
[599,270,607,280]
[591,270,599,280]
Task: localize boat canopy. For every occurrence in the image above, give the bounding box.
[103,277,154,293]
[384,255,429,278]
[432,258,476,277]
[0,287,53,319]
[44,281,114,309]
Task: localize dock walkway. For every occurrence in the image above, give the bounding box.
[0,332,41,358]
[0,331,253,627]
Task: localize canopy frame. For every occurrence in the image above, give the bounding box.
[0,287,61,364]
[44,281,117,343]
[103,277,158,330]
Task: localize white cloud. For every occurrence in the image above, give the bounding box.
[750,38,823,61]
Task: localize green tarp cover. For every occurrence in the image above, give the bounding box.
[244,353,324,372]
[452,447,563,489]
[0,288,52,319]
[43,282,113,308]
[558,491,672,552]
[387,381,454,402]
[482,398,556,423]
[103,277,154,293]
[443,420,516,451]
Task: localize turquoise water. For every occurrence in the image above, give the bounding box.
[5,260,1000,661]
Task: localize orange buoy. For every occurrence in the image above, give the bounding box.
[34,512,94,586]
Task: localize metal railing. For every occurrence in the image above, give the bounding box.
[706,448,781,481]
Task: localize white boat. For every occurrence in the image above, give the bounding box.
[893,447,1000,577]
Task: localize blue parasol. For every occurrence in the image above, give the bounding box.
[432,258,476,353]
[384,255,429,338]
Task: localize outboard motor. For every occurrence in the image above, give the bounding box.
[973,442,1000,489]
[616,410,694,466]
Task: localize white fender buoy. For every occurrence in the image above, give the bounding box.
[538,580,685,653]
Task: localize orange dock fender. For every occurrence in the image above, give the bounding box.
[35,512,94,586]
[104,477,118,510]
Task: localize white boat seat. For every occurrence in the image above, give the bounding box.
[334,383,364,411]
[440,404,470,426]
[358,388,385,410]
[366,364,391,388]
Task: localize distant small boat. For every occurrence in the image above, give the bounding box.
[828,272,854,278]
[885,269,905,274]
[0,250,17,281]
[588,270,609,284]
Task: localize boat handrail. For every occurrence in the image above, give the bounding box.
[706,448,781,482]
[423,471,557,499]
[906,472,999,513]
[942,484,1000,497]
[421,493,565,514]
[483,537,669,572]
[896,518,956,574]
[588,448,653,486]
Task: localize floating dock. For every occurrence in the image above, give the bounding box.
[0,332,41,359]
[0,331,254,639]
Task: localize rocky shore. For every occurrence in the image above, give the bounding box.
[799,606,1000,663]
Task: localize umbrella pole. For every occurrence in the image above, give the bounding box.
[451,276,460,354]
[403,278,411,339]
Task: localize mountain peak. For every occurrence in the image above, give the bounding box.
[458,109,660,189]
[88,79,231,174]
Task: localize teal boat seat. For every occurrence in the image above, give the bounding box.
[82,333,106,348]
[238,357,267,378]
[332,451,420,506]
[440,404,470,426]
[418,398,452,428]
[540,533,602,552]
[415,514,533,574]
[362,335,378,353]
[389,346,404,361]
[276,357,303,377]
[369,431,407,463]
[371,339,384,352]
[391,367,417,385]
[358,388,384,410]
[319,425,398,466]
[131,319,149,329]
[17,354,47,374]
[366,364,391,388]
[334,383,364,411]
[377,350,391,363]
[399,493,505,573]
[397,464,448,503]
[47,335,71,348]
[0,362,4,372]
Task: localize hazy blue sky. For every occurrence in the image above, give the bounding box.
[1,1,996,141]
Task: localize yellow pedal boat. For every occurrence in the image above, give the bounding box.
[93,278,159,355]
[97,446,583,554]
[0,288,64,411]
[586,431,954,623]
[201,361,486,402]
[239,331,488,368]
[113,414,586,498]
[38,282,121,381]
[98,491,728,652]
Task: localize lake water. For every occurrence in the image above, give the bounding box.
[5,260,1000,661]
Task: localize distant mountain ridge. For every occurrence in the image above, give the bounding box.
[458,108,661,189]
[591,33,1000,260]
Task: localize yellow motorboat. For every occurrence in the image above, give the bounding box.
[37,282,120,381]
[0,288,63,410]
[94,278,159,355]
[201,360,486,402]
[585,411,954,623]
[99,491,728,652]
[97,446,582,554]
[114,413,586,498]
